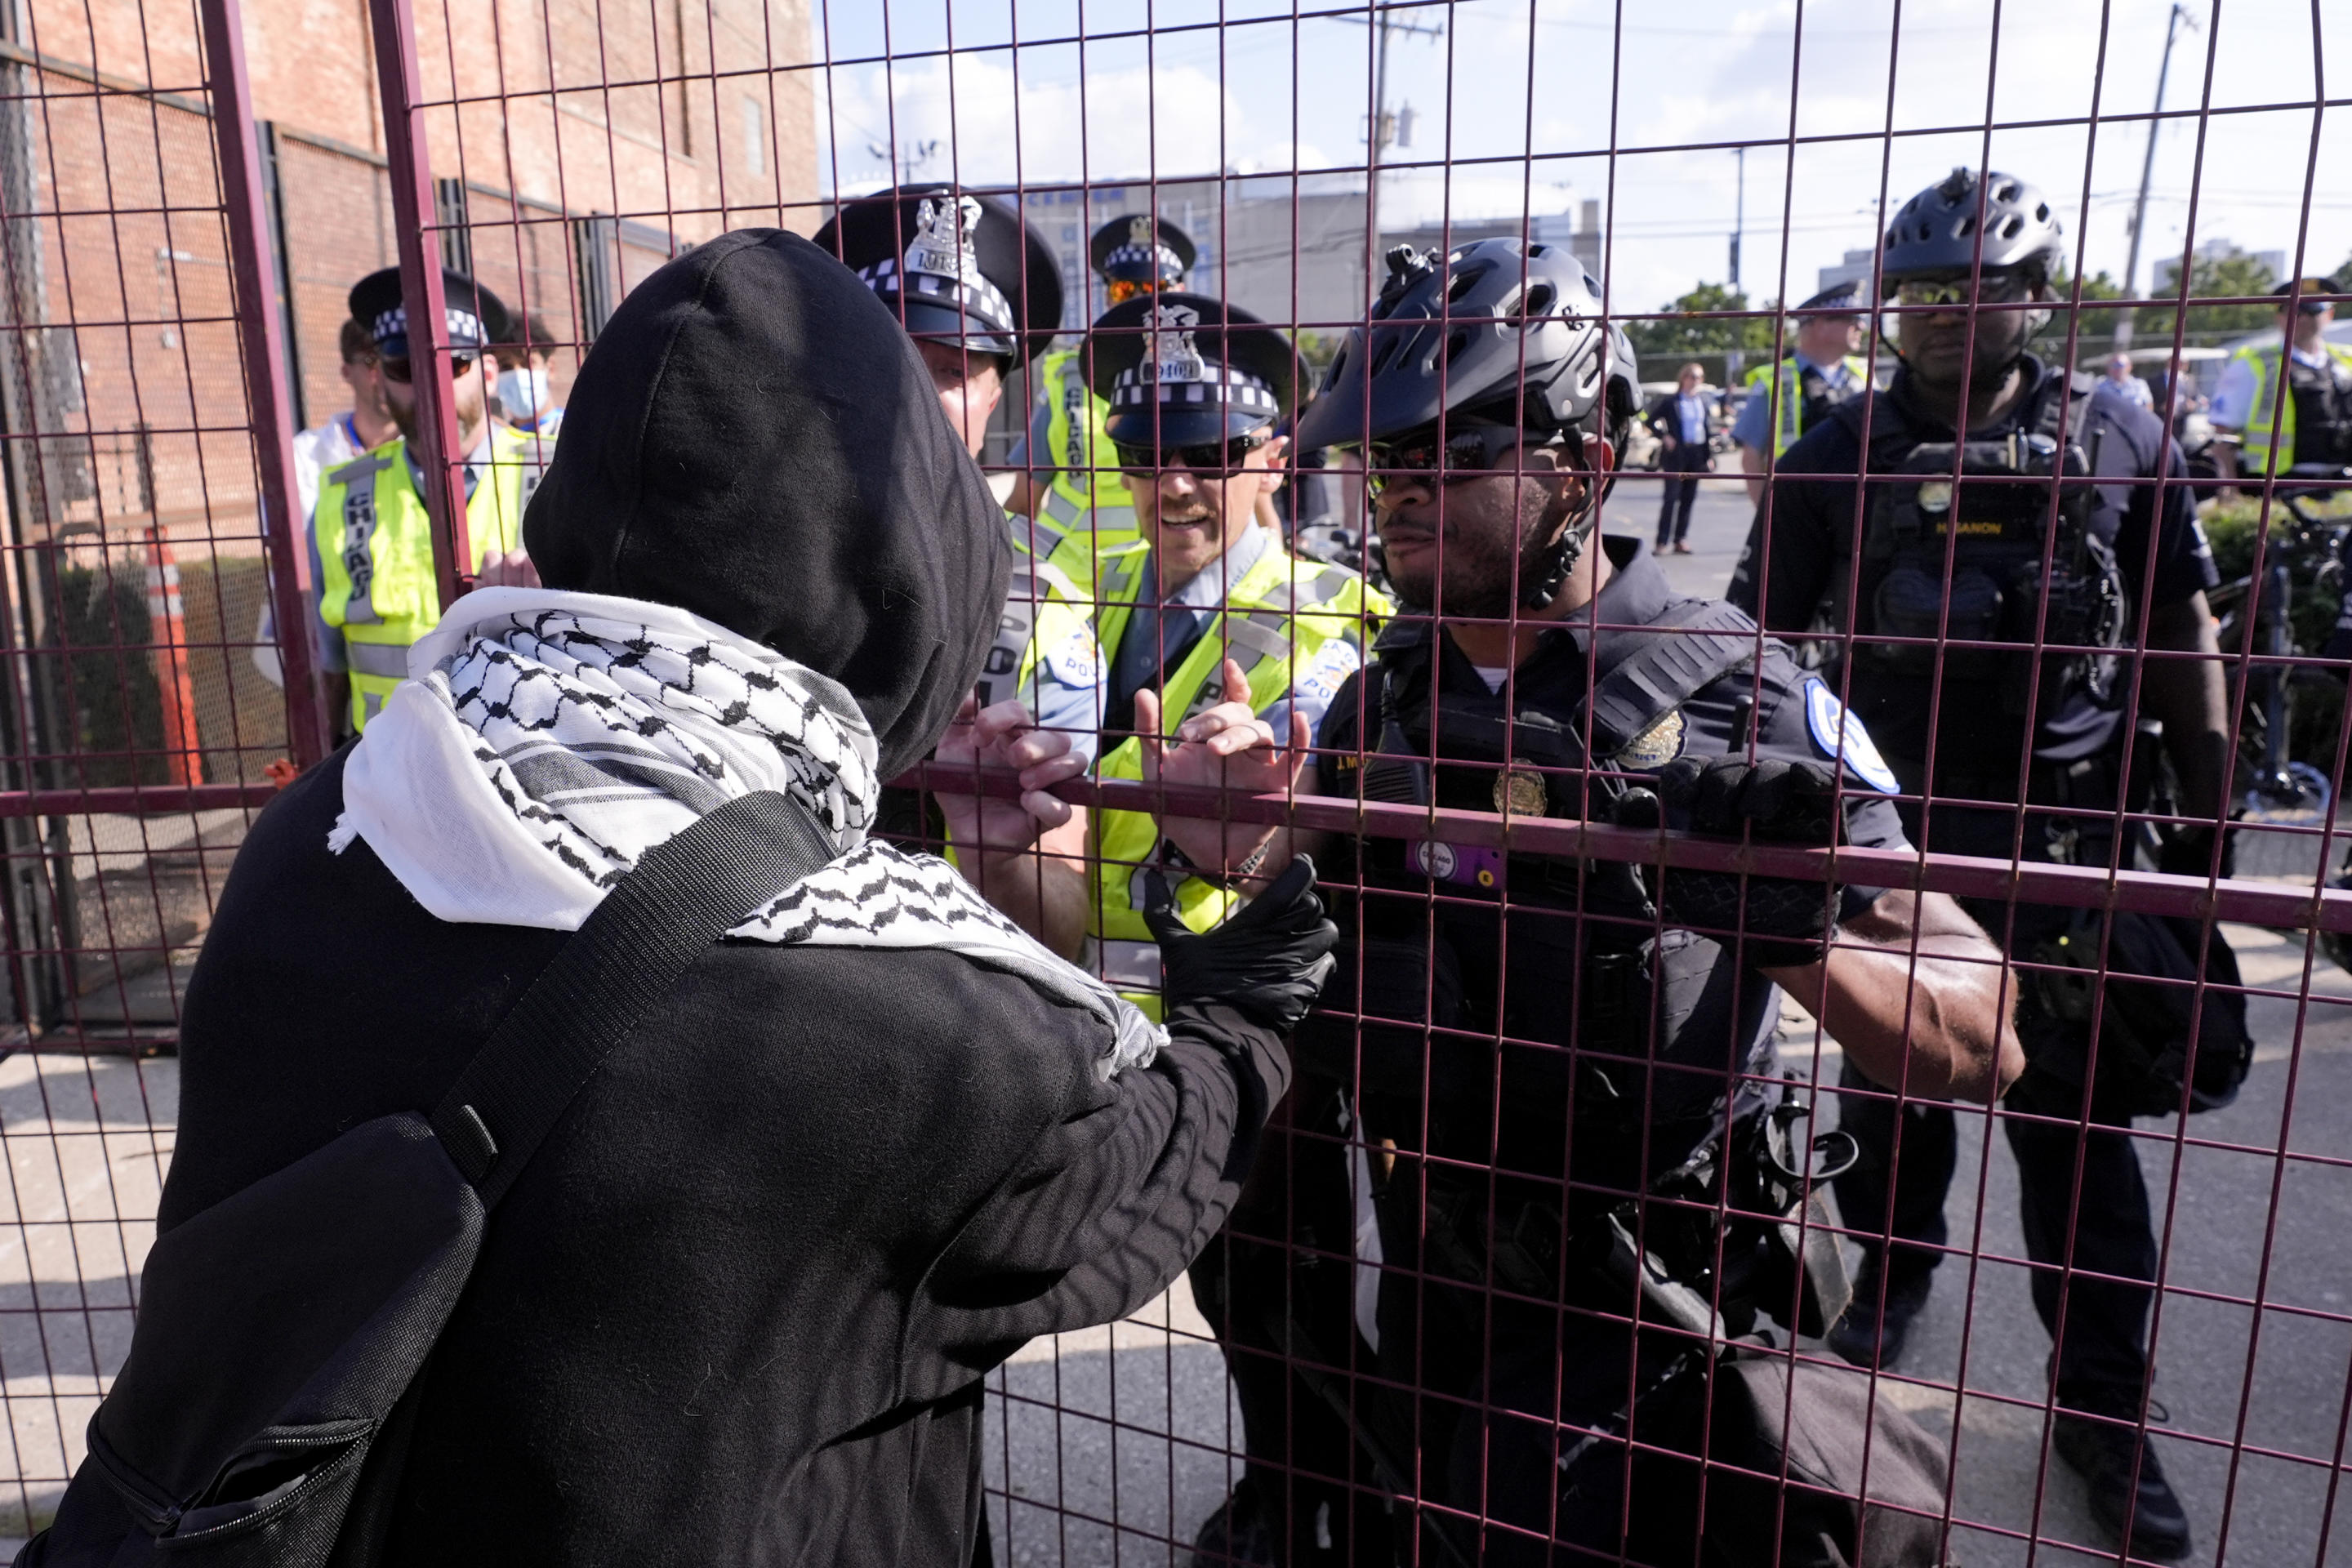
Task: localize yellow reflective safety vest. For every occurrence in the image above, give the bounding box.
[2227,340,2352,478]
[978,513,1100,716]
[1743,353,1869,457]
[1025,347,1142,591]
[312,427,537,732]
[1086,545,1389,1020]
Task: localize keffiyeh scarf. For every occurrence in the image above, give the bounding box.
[332,587,1162,1077]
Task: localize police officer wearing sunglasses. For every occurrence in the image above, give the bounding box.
[999,292,1390,1004]
[310,268,551,735]
[1005,214,1197,569]
[1153,239,2021,1567]
[1726,167,2238,1561]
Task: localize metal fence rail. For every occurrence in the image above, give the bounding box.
[0,0,2345,1561]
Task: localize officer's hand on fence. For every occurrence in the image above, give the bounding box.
[1616,755,1846,969]
[930,695,1088,858]
[1136,659,1310,880]
[473,548,541,590]
[1143,857,1338,1033]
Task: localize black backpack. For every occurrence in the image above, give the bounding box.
[19,791,833,1566]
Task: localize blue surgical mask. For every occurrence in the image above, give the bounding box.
[496,365,550,419]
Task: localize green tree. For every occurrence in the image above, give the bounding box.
[2135,245,2279,345]
[1624,282,1780,361]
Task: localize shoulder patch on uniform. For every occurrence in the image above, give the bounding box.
[1291,637,1361,707]
[1043,625,1105,689]
[1802,679,1900,795]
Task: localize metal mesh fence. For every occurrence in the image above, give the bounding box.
[0,0,2348,1561]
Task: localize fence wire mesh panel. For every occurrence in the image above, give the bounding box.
[2,0,2350,1561]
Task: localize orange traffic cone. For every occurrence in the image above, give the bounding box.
[144,526,203,786]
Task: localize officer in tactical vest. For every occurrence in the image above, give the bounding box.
[2210,277,2352,493]
[1727,167,2240,1562]
[1156,238,2022,1567]
[310,268,550,736]
[1005,213,1196,559]
[1734,280,1870,505]
[1000,292,1389,996]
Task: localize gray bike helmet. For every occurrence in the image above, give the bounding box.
[1881,167,2066,283]
[1298,238,1634,452]
[1298,239,1638,608]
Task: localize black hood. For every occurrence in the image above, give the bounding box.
[524,229,1009,778]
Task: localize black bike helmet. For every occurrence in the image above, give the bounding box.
[1299,240,1638,608]
[1298,238,1635,453]
[1881,167,2066,283]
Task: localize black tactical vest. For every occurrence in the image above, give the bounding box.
[1825,374,2131,773]
[2288,353,2352,469]
[1303,608,1777,1183]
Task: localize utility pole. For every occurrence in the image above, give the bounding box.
[1730,145,1745,292]
[2116,2,2197,353]
[1339,7,1442,304]
[1728,145,1747,382]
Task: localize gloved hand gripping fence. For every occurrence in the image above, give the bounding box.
[1144,857,1339,1032]
[1614,755,1846,969]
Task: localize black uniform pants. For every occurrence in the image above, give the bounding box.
[1831,1058,1958,1291]
[1655,443,1709,546]
[1187,1080,1396,1566]
[1834,791,2158,1405]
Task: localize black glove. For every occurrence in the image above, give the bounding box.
[2157,822,2236,881]
[1613,755,1846,968]
[1143,857,1339,1033]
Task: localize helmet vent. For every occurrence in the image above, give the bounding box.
[1526,283,1556,317]
[1956,215,1976,238]
[1998,214,2024,238]
[1444,327,1470,365]
[1447,267,1484,304]
[1369,331,1404,376]
[2034,202,2051,222]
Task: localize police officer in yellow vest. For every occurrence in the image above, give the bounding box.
[1734,279,1869,504]
[1005,215,1196,588]
[2211,278,2352,493]
[310,267,549,735]
[1013,293,1388,1015]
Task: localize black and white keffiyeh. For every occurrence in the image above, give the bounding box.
[333,587,1162,1076]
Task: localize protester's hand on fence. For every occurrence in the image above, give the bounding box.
[1144,856,1337,1032]
[931,695,1087,859]
[1614,755,1846,967]
[1135,658,1309,878]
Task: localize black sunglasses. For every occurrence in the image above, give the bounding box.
[1365,425,1555,494]
[379,352,480,385]
[1112,430,1269,476]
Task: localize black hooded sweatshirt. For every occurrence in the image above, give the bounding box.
[161,230,1288,1565]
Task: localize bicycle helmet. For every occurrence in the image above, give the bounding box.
[1881,167,2066,283]
[1297,239,1639,608]
[1298,238,1634,452]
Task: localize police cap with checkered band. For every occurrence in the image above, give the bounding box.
[1083,292,1303,448]
[348,266,509,362]
[1089,213,1196,288]
[814,184,1062,364]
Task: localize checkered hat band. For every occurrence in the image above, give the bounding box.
[369,305,486,349]
[858,260,1017,335]
[1111,368,1277,412]
[1103,243,1182,276]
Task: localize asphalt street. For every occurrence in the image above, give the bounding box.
[3,476,2347,1564]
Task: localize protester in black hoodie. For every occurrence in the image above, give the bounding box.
[159,229,1333,1566]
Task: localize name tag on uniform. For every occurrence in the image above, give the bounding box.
[1412,839,1505,890]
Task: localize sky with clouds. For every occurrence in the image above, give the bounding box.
[804,0,2350,318]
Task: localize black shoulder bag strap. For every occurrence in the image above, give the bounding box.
[431,788,834,1209]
